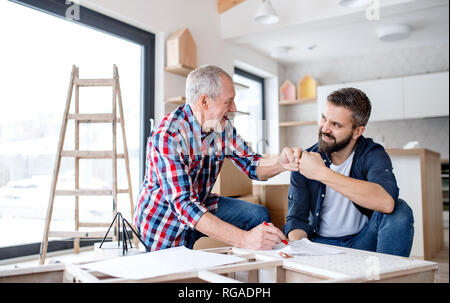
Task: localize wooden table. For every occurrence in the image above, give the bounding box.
[0,244,439,283]
[387,148,445,260]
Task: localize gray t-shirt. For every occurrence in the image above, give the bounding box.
[318,151,368,237]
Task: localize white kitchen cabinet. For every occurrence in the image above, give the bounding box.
[317,71,449,122]
[351,78,404,122]
[403,71,449,119]
[317,83,343,122]
[317,78,404,122]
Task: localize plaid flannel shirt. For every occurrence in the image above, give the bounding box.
[134,104,262,251]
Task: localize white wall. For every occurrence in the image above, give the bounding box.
[365,117,449,160]
[285,42,449,86]
[79,0,281,154]
[280,42,449,156]
[79,0,228,124]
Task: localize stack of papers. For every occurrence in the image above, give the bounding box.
[276,238,344,256]
[81,246,245,280]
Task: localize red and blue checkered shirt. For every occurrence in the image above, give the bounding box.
[134,104,262,251]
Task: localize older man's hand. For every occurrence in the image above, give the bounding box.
[279,147,302,171]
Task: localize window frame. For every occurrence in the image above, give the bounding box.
[234,67,267,153]
[1,0,155,260]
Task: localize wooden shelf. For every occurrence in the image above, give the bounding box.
[164,96,186,104]
[165,64,194,76]
[234,82,249,91]
[235,110,250,116]
[279,120,317,127]
[279,98,316,105]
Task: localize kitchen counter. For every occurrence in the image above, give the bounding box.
[386,148,441,157]
[386,148,444,259]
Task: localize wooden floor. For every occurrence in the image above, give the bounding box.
[431,228,449,283]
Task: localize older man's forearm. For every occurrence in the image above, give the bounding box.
[256,155,285,180]
[194,211,247,247]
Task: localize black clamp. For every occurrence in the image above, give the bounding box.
[99,212,151,255]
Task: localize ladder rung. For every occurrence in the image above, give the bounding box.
[40,66,136,266]
[78,222,111,228]
[67,113,121,123]
[48,231,112,238]
[55,189,129,196]
[76,78,115,87]
[61,151,125,159]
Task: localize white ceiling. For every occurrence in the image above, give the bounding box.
[222,0,449,64]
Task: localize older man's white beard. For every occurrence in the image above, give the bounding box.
[204,113,235,133]
[203,119,226,133]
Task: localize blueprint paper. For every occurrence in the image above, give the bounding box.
[279,238,344,256]
[81,246,245,280]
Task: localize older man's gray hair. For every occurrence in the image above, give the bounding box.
[185,65,232,105]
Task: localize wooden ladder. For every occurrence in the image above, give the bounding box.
[39,65,136,265]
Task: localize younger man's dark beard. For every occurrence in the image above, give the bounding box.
[318,131,353,154]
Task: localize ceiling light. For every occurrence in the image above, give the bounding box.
[254,0,279,25]
[377,24,411,42]
[270,46,290,58]
[339,0,371,8]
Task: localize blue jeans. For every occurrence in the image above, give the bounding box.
[184,196,271,249]
[310,199,415,257]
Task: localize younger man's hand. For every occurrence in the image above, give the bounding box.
[279,147,303,171]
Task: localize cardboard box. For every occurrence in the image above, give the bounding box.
[211,159,253,197]
[253,184,290,230]
[253,184,289,212]
[267,209,287,231]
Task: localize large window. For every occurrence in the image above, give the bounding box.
[232,68,266,154]
[0,0,154,259]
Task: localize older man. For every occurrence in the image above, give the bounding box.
[135,65,300,251]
